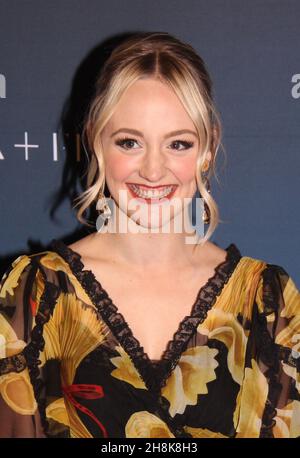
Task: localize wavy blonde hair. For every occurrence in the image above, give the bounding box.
[74,31,225,245]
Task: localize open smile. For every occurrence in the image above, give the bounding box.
[126,183,178,203]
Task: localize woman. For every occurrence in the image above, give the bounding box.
[0,32,299,438]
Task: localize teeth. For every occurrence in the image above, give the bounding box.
[129,185,174,199]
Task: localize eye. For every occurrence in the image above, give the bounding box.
[115,137,140,150]
[170,140,194,151]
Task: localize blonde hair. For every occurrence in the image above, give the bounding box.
[73,31,225,245]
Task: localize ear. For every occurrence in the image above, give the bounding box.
[202,150,212,171]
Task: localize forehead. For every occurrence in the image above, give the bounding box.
[104,78,196,133]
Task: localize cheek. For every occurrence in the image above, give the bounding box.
[105,153,136,182]
[170,156,197,183]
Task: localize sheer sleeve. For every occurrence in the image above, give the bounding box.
[0,253,61,437]
[253,264,300,438]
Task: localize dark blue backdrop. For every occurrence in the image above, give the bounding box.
[0,0,299,285]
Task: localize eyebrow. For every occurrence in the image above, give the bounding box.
[110,128,198,139]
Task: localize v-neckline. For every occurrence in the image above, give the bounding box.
[49,238,242,395]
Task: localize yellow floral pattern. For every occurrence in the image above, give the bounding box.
[125,411,175,438]
[0,255,31,300]
[110,346,147,390]
[234,359,269,438]
[197,309,247,385]
[161,346,219,417]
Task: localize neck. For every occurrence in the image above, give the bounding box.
[93,204,206,269]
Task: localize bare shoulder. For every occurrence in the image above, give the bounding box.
[207,241,228,259]
[67,233,107,259]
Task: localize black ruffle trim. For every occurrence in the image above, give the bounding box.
[23,280,60,437]
[0,352,27,375]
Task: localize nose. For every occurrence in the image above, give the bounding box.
[138,148,167,183]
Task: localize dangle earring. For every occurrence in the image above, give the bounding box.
[202,177,211,225]
[96,188,112,232]
[201,160,211,225]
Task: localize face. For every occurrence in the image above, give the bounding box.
[100,77,205,231]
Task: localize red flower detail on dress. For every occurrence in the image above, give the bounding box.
[62,384,108,437]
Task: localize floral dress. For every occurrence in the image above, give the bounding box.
[0,239,299,438]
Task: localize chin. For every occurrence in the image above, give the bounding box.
[129,214,176,232]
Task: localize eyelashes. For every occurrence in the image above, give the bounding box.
[115,136,194,152]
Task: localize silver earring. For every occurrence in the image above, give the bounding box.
[96,190,112,232]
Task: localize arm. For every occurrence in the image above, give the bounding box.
[255,264,300,437]
[0,254,57,437]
